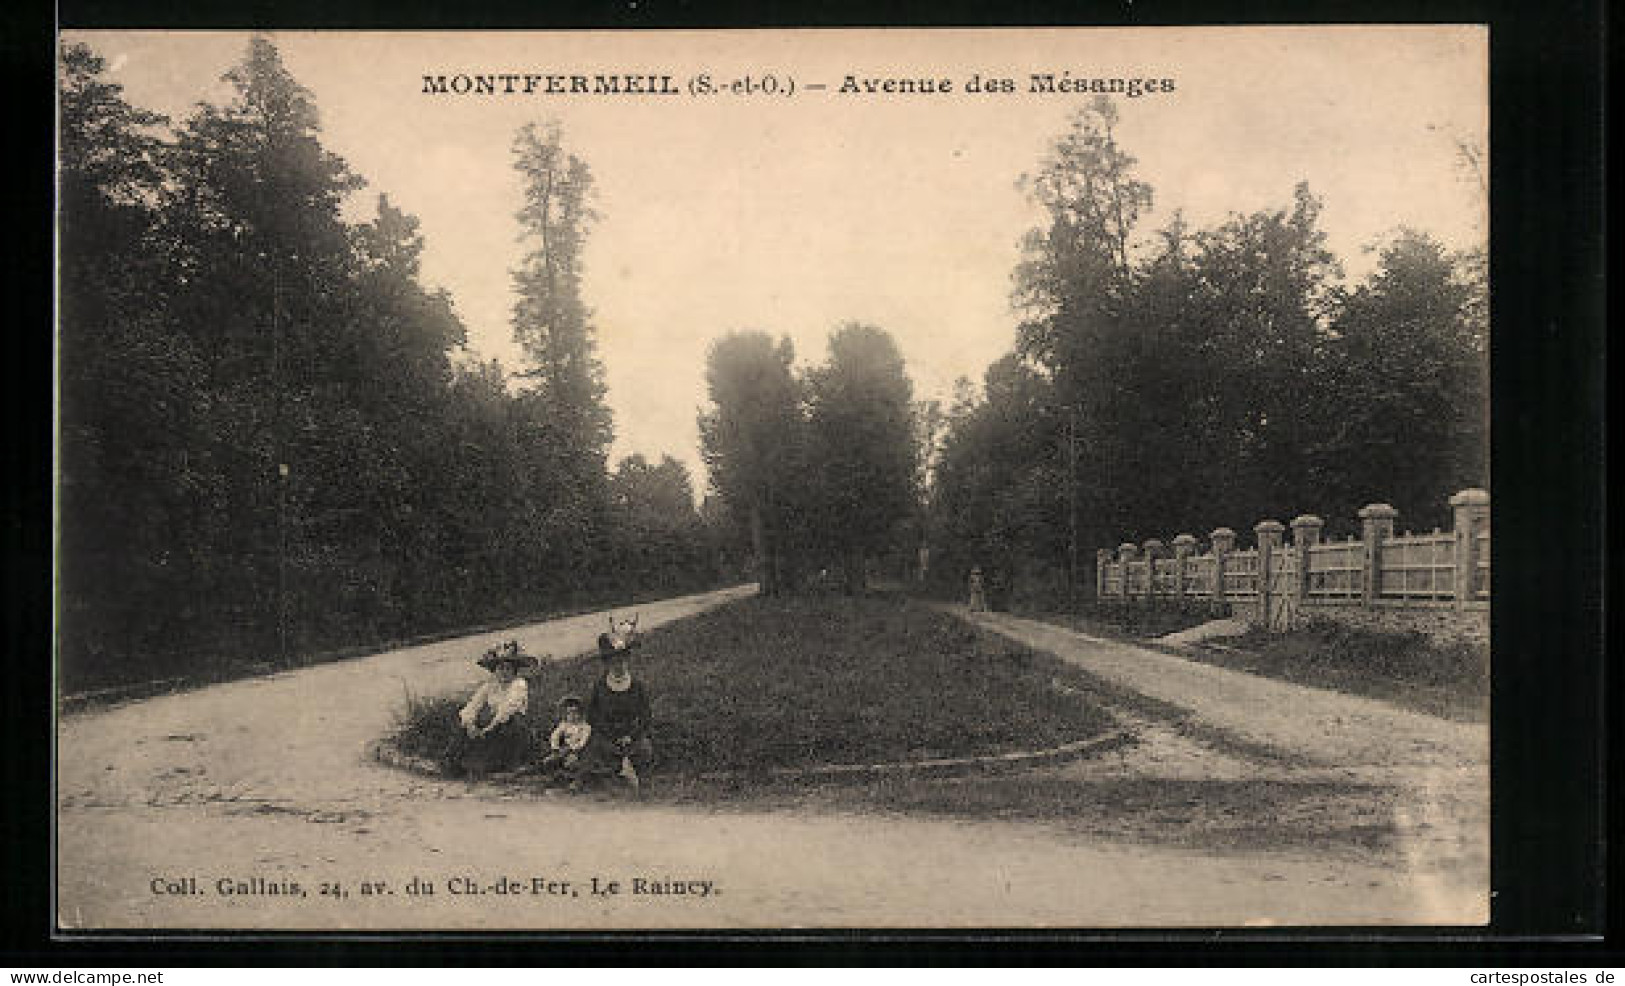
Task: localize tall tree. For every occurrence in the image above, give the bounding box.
[803,324,920,593]
[929,104,1485,613]
[340,193,469,633]
[698,332,805,595]
[58,38,727,690]
[934,108,1346,604]
[510,121,612,461]
[1314,230,1488,526]
[1008,98,1155,556]
[1177,183,1341,526]
[928,354,1065,605]
[612,454,700,522]
[508,122,615,589]
[608,454,708,590]
[159,35,379,657]
[1013,97,1152,377]
[57,41,183,680]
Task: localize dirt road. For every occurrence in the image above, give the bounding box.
[964,610,1489,923]
[57,591,1486,930]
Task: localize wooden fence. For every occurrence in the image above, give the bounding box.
[1096,489,1490,631]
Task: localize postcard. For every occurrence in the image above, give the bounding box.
[55,26,1489,930]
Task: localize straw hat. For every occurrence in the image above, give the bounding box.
[477,640,539,673]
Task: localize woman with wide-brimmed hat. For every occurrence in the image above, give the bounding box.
[450,640,538,777]
[581,632,653,792]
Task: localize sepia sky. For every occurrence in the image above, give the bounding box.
[64,28,1487,490]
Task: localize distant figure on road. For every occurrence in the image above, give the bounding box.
[583,632,653,793]
[967,566,988,612]
[452,640,537,777]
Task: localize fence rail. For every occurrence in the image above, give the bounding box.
[1307,538,1363,601]
[1094,489,1490,624]
[1184,554,1217,596]
[1224,550,1260,598]
[1153,557,1179,595]
[1378,532,1455,601]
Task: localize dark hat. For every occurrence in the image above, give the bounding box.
[557,694,584,710]
[478,641,539,673]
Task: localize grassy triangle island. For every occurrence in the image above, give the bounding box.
[383,592,1118,792]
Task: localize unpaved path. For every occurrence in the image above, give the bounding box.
[961,610,1489,922]
[58,591,1485,930]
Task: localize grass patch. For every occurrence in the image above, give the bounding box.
[1022,599,1228,641]
[1189,618,1489,722]
[833,773,1401,858]
[639,763,1399,862]
[386,593,1115,777]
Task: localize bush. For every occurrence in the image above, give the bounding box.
[390,693,471,767]
[1233,618,1487,690]
[1205,617,1489,720]
[1066,599,1229,639]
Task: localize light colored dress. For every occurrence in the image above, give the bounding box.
[453,677,530,774]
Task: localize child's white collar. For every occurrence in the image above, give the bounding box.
[605,669,632,692]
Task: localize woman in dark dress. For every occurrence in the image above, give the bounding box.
[581,633,653,791]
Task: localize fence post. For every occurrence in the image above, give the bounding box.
[1142,539,1166,604]
[1172,534,1198,603]
[1449,488,1490,609]
[1254,520,1285,622]
[1095,548,1112,600]
[1210,527,1235,608]
[1358,503,1398,607]
[1290,514,1323,611]
[1118,542,1138,603]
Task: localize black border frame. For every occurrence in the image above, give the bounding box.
[7,0,1610,966]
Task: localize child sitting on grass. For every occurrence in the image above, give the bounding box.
[541,695,592,788]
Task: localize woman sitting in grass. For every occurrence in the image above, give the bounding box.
[582,633,652,792]
[450,641,537,777]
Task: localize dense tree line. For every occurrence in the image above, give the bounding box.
[58,39,737,691]
[929,98,1488,609]
[699,324,922,595]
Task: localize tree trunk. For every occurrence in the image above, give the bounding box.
[749,503,775,596]
[843,547,865,596]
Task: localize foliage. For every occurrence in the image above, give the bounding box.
[1204,618,1489,722]
[1312,232,1489,528]
[388,694,473,767]
[699,324,928,594]
[928,355,1065,602]
[508,121,615,558]
[802,324,921,591]
[697,331,808,595]
[929,101,1488,605]
[57,38,730,692]
[57,42,184,680]
[606,454,724,592]
[1068,600,1228,640]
